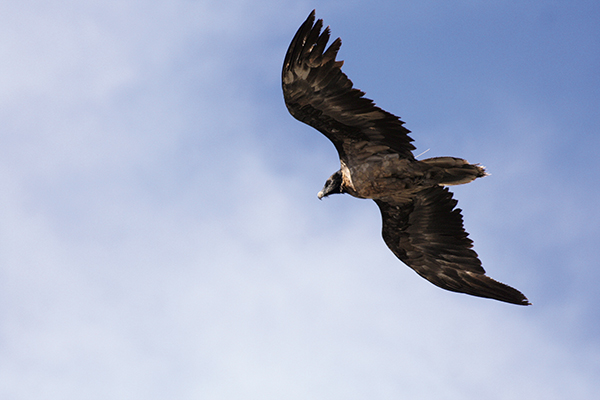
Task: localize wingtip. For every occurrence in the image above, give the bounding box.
[521,298,532,306]
[487,278,531,306]
[495,285,531,306]
[305,9,316,26]
[499,281,531,306]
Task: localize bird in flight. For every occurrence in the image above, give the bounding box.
[282,10,530,305]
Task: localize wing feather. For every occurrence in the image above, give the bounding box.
[282,11,415,162]
[375,187,530,305]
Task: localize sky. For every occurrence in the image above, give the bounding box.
[1,0,599,398]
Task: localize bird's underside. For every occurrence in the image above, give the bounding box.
[282,10,530,305]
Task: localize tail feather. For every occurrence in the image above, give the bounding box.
[422,156,487,186]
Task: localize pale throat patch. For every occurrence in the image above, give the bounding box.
[340,160,355,191]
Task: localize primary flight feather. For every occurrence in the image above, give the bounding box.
[282,10,529,306]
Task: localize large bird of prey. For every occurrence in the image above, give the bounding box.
[282,11,530,305]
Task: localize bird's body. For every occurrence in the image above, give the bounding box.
[282,11,530,305]
[330,155,486,201]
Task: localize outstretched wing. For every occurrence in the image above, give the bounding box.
[282,10,415,163]
[375,186,530,305]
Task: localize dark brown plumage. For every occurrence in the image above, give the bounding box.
[282,10,529,305]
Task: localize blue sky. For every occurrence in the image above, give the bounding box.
[1,0,599,398]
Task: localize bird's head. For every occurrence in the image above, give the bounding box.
[317,170,343,199]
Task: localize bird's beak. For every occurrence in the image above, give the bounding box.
[317,190,324,200]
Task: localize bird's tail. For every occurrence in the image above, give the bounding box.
[421,156,488,186]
